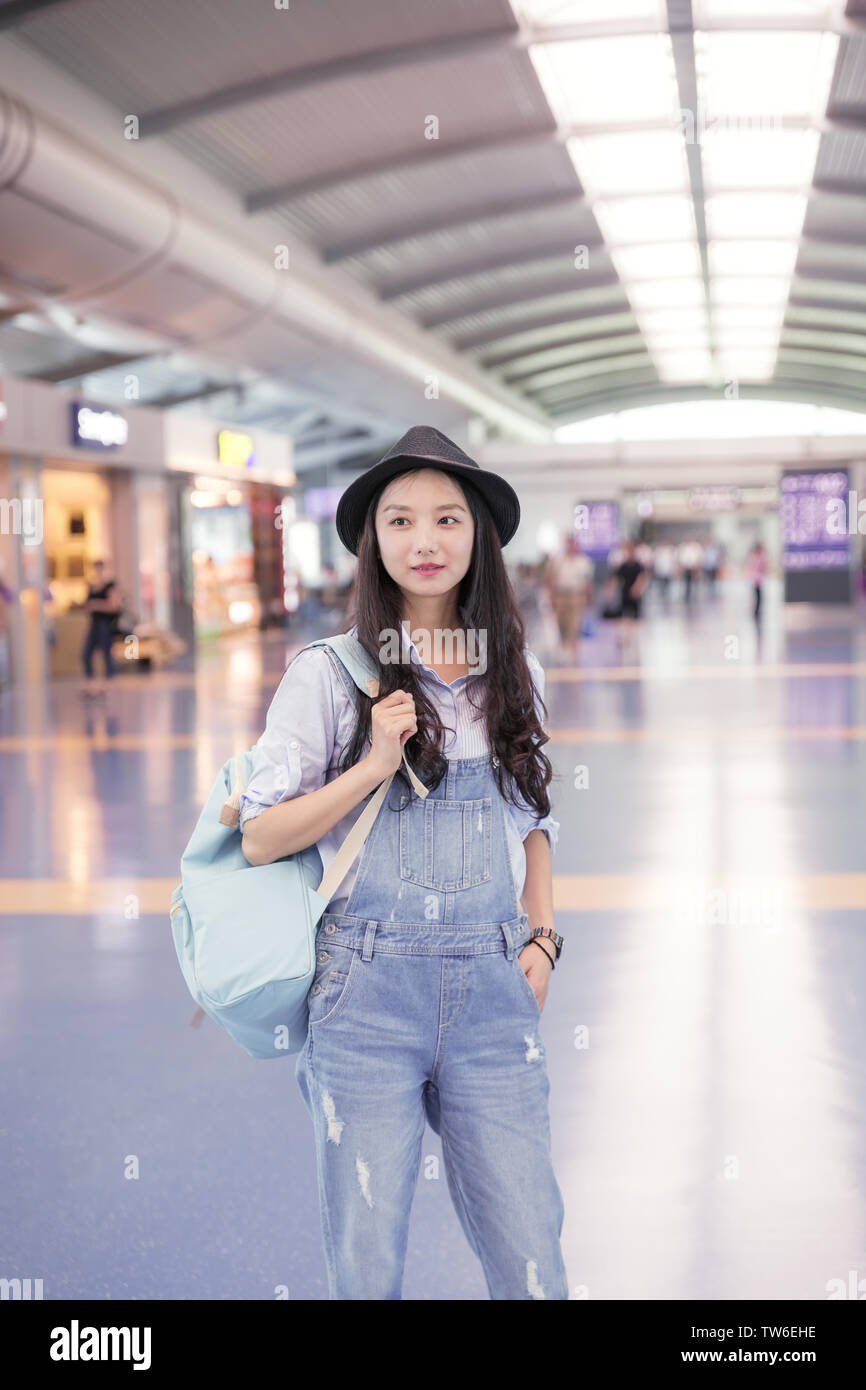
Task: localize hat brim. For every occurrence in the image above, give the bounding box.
[335,454,520,555]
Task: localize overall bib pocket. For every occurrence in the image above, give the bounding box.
[308,939,360,1029]
[398,795,492,892]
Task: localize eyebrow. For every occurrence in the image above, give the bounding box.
[382,502,467,513]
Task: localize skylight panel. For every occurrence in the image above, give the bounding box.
[567,130,690,197]
[529,34,678,124]
[705,193,808,240]
[716,349,777,380]
[655,350,714,381]
[629,279,707,309]
[695,0,837,20]
[712,277,791,306]
[694,31,840,122]
[701,129,820,191]
[594,195,697,244]
[708,241,800,277]
[518,0,667,23]
[612,243,703,280]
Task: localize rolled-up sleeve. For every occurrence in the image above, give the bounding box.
[509,650,560,855]
[239,647,340,829]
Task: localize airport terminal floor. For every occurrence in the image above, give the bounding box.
[2,579,864,1300]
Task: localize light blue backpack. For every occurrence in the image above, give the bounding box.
[169,633,428,1060]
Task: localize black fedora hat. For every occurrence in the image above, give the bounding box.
[335,424,520,556]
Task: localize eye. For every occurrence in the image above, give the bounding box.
[389,517,409,526]
[439,515,459,524]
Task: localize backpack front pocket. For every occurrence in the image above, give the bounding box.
[398,795,492,892]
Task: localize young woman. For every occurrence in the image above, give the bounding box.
[240,426,569,1301]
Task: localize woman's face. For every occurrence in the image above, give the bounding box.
[374,468,475,603]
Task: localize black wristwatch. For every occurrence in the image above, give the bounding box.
[528,925,563,961]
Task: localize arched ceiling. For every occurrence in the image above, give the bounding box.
[1,0,865,441]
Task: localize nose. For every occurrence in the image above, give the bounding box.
[413,530,439,556]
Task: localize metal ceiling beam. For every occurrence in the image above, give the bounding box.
[787,304,866,331]
[146,381,245,409]
[138,24,521,136]
[321,190,588,263]
[517,354,657,395]
[0,0,83,29]
[781,325,866,350]
[794,264,866,290]
[535,369,660,408]
[285,408,330,437]
[246,122,561,211]
[475,312,639,365]
[535,366,866,410]
[418,275,625,331]
[791,290,866,313]
[292,426,373,452]
[543,381,866,422]
[521,353,658,394]
[26,348,159,383]
[813,176,866,203]
[323,185,856,267]
[799,231,866,257]
[454,305,638,353]
[378,238,606,301]
[504,330,866,391]
[135,13,866,139]
[666,0,715,369]
[528,14,866,41]
[500,333,647,383]
[777,347,866,371]
[245,115,855,211]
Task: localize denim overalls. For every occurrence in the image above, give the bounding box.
[295,751,569,1300]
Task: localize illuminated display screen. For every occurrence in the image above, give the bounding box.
[574,501,619,561]
[303,486,344,521]
[780,470,850,570]
[217,430,255,468]
[70,402,128,449]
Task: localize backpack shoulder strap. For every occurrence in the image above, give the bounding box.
[306,632,427,801]
[303,633,381,699]
[219,632,429,834]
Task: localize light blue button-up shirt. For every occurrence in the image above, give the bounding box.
[240,622,559,913]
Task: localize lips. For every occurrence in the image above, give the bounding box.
[412,565,443,573]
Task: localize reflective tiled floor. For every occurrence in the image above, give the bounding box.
[2,577,865,1299]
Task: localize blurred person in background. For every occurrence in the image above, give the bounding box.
[81,559,121,699]
[544,534,594,659]
[653,540,675,605]
[702,534,722,595]
[0,569,13,687]
[746,541,769,621]
[613,539,651,644]
[607,540,625,570]
[514,560,543,625]
[678,535,703,604]
[635,539,654,574]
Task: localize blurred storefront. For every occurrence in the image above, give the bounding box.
[622,483,781,574]
[188,475,258,637]
[164,416,295,640]
[0,377,296,686]
[0,376,171,685]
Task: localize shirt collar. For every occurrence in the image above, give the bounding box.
[350,607,474,684]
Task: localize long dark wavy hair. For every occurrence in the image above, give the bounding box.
[333,466,556,821]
